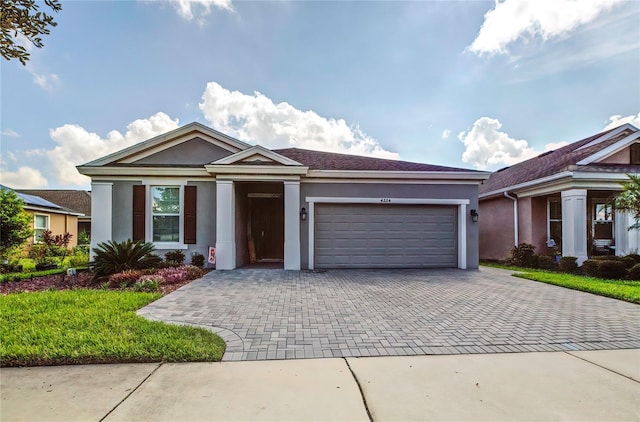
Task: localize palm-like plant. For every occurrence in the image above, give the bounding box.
[91,239,162,278]
[611,174,640,230]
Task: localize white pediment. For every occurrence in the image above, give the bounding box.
[211,145,304,166]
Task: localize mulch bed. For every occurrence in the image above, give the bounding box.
[0,269,210,296]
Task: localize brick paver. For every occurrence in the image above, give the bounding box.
[137,267,640,361]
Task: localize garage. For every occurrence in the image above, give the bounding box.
[314,203,458,268]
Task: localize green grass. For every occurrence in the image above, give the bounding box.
[0,290,226,366]
[0,267,89,283]
[482,263,640,304]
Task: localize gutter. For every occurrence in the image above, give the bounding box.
[503,192,518,246]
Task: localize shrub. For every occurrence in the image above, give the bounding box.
[132,279,160,292]
[508,243,537,268]
[537,255,556,271]
[581,260,599,277]
[628,264,640,281]
[67,252,89,268]
[108,270,144,287]
[157,267,186,284]
[626,254,640,264]
[165,250,185,265]
[191,252,205,268]
[184,265,204,280]
[91,240,163,278]
[597,260,627,280]
[559,256,578,273]
[621,256,637,269]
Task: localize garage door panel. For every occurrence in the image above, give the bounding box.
[314,204,457,269]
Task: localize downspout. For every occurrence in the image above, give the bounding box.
[503,192,518,246]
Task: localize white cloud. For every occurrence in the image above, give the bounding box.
[1,129,19,137]
[442,129,451,139]
[603,113,640,130]
[27,65,60,91]
[0,166,48,189]
[162,0,234,21]
[199,82,398,159]
[44,112,180,186]
[468,0,622,56]
[458,117,567,170]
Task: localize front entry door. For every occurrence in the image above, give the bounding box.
[250,197,284,261]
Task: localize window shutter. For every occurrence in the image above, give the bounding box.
[184,185,197,244]
[132,185,146,242]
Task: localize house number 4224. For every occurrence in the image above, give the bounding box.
[380,198,392,203]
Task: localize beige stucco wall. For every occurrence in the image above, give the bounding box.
[479,196,515,260]
[600,146,631,164]
[25,210,79,248]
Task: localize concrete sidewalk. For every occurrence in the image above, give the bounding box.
[1,349,638,421]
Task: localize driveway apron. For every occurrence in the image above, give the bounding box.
[137,267,640,361]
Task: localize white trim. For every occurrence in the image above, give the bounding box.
[575,123,638,151]
[307,169,490,180]
[205,164,309,175]
[561,189,588,265]
[23,205,83,216]
[212,145,304,166]
[479,171,573,198]
[305,197,470,205]
[146,184,185,249]
[33,213,50,243]
[547,196,561,248]
[305,196,470,270]
[81,122,250,167]
[215,180,236,270]
[577,131,640,165]
[214,174,302,182]
[77,166,211,177]
[301,178,483,185]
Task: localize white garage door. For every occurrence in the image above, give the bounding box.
[314,204,457,268]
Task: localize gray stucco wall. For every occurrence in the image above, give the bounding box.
[111,180,138,242]
[299,182,480,269]
[106,179,216,265]
[133,138,233,165]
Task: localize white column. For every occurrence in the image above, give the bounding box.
[90,182,112,259]
[561,189,588,264]
[283,181,301,270]
[458,203,467,269]
[616,211,640,255]
[215,180,235,270]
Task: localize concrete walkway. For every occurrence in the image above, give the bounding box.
[138,267,640,361]
[2,350,639,421]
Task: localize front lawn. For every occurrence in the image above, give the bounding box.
[0,290,225,366]
[483,264,640,304]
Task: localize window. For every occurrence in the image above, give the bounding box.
[547,198,562,248]
[34,214,49,242]
[592,201,614,240]
[631,143,640,164]
[151,186,180,243]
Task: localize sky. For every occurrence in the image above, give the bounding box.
[1,0,639,189]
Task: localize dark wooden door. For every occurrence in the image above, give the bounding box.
[250,198,284,261]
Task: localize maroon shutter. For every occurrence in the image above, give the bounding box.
[184,185,197,244]
[132,185,146,241]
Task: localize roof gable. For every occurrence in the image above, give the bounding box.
[480,124,640,196]
[212,145,304,166]
[80,122,251,167]
[130,137,234,166]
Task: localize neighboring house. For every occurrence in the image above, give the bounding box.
[479,123,640,264]
[16,190,91,237]
[1,185,83,248]
[77,122,489,270]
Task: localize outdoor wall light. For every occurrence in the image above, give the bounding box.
[470,209,479,222]
[300,207,307,221]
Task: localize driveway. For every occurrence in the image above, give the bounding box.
[138,267,640,361]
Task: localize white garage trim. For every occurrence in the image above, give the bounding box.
[305,197,470,270]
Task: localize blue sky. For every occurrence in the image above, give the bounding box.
[1,0,639,189]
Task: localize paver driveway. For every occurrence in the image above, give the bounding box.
[138,267,640,361]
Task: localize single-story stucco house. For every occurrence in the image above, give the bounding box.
[77,122,489,270]
[1,185,83,247]
[479,123,640,264]
[16,189,92,238]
